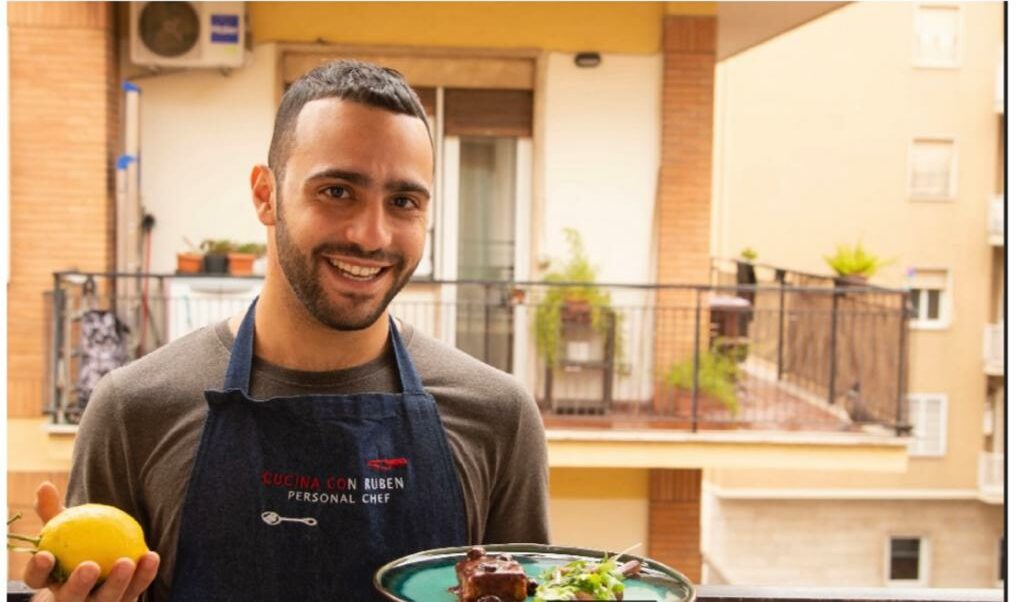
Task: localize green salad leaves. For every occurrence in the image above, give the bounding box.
[533,552,642,601]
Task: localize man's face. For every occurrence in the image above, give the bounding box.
[272,98,433,331]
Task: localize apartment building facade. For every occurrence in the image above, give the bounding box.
[706,1,1005,587]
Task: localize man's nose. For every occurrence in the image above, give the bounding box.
[344,199,391,252]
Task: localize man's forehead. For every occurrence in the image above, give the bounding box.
[293,97,426,138]
[287,97,434,186]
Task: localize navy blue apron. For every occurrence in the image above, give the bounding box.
[170,300,467,601]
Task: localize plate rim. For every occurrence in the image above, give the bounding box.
[373,542,696,602]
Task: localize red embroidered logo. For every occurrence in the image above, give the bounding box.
[367,458,408,471]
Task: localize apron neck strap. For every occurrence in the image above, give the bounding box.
[223,298,424,394]
[387,314,425,393]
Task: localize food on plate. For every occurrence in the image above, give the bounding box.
[453,546,536,602]
[7,504,150,582]
[533,554,643,601]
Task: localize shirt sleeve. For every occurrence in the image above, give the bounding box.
[482,388,551,545]
[66,370,146,527]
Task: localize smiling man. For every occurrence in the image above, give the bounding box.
[25,61,550,602]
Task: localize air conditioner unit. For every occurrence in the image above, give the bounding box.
[130,2,246,69]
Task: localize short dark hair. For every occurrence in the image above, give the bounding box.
[267,60,430,184]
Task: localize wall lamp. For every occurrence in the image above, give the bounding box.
[574,52,602,68]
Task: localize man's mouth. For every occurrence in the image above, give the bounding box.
[324,257,388,282]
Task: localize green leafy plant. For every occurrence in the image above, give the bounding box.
[665,346,740,414]
[233,242,267,256]
[824,241,891,279]
[739,247,758,262]
[200,239,235,255]
[534,229,614,368]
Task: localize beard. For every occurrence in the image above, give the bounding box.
[274,206,417,331]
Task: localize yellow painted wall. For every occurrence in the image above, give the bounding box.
[549,468,650,554]
[250,2,714,54]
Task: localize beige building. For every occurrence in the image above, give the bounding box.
[707,1,1005,587]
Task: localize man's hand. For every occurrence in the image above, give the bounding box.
[24,482,160,602]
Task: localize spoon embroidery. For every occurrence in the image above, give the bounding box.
[261,511,318,527]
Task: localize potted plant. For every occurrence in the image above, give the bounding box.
[736,247,758,300]
[200,239,234,274]
[824,241,892,286]
[229,242,266,276]
[176,239,204,274]
[533,228,614,368]
[665,345,741,415]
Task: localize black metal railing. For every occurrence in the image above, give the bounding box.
[46,270,911,434]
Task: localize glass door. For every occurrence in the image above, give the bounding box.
[454,137,518,371]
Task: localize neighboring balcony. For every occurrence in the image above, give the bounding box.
[978,451,1004,504]
[983,323,1004,376]
[988,194,1004,247]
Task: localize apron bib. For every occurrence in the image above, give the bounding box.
[170,300,467,601]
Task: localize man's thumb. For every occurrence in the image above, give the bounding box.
[34,481,64,523]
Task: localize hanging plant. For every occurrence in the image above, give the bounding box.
[533,229,615,368]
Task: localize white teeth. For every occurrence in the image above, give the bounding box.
[327,258,383,279]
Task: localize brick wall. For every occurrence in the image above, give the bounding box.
[648,469,703,583]
[7,470,72,583]
[7,2,117,418]
[653,16,717,410]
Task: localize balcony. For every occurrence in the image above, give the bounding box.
[45,268,912,439]
[977,451,1004,504]
[988,195,1003,247]
[983,323,1004,376]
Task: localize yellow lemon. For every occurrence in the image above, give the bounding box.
[36,504,150,582]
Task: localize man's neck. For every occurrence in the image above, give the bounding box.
[230,274,390,373]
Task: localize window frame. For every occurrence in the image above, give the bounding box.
[912,4,963,69]
[885,535,931,587]
[907,268,952,330]
[907,137,958,202]
[906,394,949,457]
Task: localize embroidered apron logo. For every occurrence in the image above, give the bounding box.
[261,470,406,505]
[261,511,318,527]
[367,457,408,471]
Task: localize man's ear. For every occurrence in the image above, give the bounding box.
[251,165,277,226]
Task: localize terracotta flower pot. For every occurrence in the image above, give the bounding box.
[836,274,869,288]
[176,253,203,274]
[228,252,256,276]
[560,299,592,324]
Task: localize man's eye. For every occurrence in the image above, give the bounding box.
[323,186,349,199]
[391,196,418,210]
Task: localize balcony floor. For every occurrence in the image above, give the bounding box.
[542,369,883,435]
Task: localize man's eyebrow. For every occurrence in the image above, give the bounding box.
[307,168,431,199]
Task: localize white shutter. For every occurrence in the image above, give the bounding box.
[908,395,948,456]
[914,6,959,66]
[910,139,955,198]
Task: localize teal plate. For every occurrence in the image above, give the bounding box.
[374,543,696,602]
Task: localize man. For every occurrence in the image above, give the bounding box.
[25,60,550,601]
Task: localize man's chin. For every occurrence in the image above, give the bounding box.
[311,296,390,332]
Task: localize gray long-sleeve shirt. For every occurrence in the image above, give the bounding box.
[68,319,550,601]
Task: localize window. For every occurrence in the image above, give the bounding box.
[914,5,961,67]
[909,138,956,199]
[907,268,950,327]
[887,536,929,586]
[907,394,947,456]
